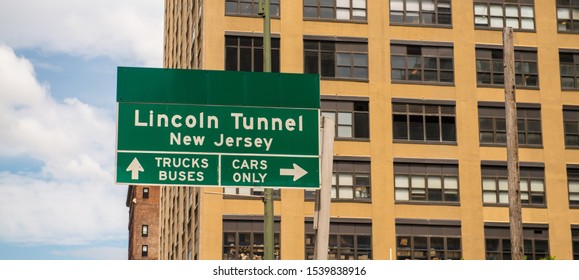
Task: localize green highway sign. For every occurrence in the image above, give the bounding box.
[115,67,320,189]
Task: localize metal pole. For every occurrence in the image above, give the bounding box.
[259,0,274,260]
[503,27,524,260]
[314,116,334,260]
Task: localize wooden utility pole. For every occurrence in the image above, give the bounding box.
[503,27,524,260]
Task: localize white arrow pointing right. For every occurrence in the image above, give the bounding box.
[280,163,308,181]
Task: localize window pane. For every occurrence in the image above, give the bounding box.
[337,9,350,20]
[395,175,409,188]
[498,179,508,191]
[336,112,352,125]
[395,189,410,201]
[569,181,579,193]
[445,177,458,189]
[407,0,419,11]
[490,5,503,16]
[499,192,508,203]
[339,174,354,186]
[558,8,571,19]
[353,0,366,9]
[340,186,354,199]
[391,0,404,11]
[520,6,534,17]
[491,17,504,28]
[409,115,424,140]
[482,178,496,190]
[530,180,544,192]
[337,0,350,8]
[338,126,353,138]
[411,176,426,188]
[521,19,534,30]
[505,6,518,17]
[475,4,488,16]
[483,191,497,203]
[428,176,442,189]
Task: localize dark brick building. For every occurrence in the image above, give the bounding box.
[126,185,160,260]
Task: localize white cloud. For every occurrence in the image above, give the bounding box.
[0,45,126,247]
[0,0,163,66]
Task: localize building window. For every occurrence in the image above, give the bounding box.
[305,220,372,260]
[321,99,369,139]
[304,39,368,80]
[564,108,579,147]
[391,43,454,84]
[474,0,535,31]
[304,159,370,201]
[573,227,579,260]
[390,0,452,26]
[476,47,538,88]
[143,187,149,199]
[304,0,367,21]
[142,245,149,257]
[481,165,545,206]
[394,162,459,203]
[567,167,579,206]
[392,101,456,143]
[223,218,280,260]
[396,220,462,260]
[560,51,579,90]
[485,224,549,260]
[478,105,542,146]
[225,0,280,18]
[142,225,148,237]
[225,35,280,72]
[557,0,579,32]
[223,187,281,198]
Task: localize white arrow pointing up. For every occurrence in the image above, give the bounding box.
[280,163,308,181]
[126,157,144,180]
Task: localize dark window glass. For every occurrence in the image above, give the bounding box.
[226,0,280,18]
[225,35,280,72]
[560,52,579,89]
[476,47,538,88]
[223,219,281,260]
[321,100,370,139]
[305,40,368,80]
[392,102,456,143]
[305,221,372,260]
[478,106,542,146]
[143,187,149,199]
[557,0,579,33]
[391,43,454,84]
[396,222,462,260]
[484,225,549,260]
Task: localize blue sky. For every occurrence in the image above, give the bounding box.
[0,0,163,259]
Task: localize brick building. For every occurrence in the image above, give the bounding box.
[126,185,160,260]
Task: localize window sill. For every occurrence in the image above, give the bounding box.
[395,201,460,206]
[477,84,540,90]
[335,137,370,142]
[557,31,579,34]
[305,198,372,203]
[475,27,536,33]
[390,23,453,29]
[321,77,369,83]
[483,203,547,209]
[391,80,454,87]
[393,140,458,146]
[480,143,543,149]
[225,14,280,20]
[223,194,281,201]
[562,88,579,92]
[303,18,368,25]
